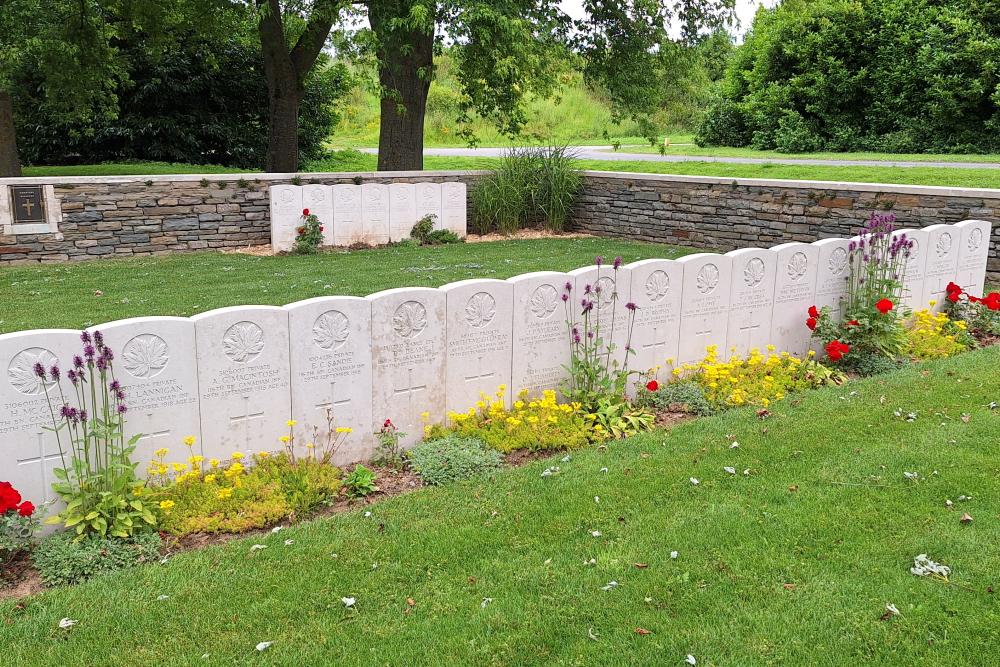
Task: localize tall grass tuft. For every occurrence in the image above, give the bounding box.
[471,145,582,234]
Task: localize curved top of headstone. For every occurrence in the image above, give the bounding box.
[441,278,509,293]
[189,305,287,323]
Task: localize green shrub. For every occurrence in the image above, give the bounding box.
[33,532,162,587]
[410,215,437,243]
[424,229,462,245]
[407,436,504,485]
[344,464,378,498]
[639,379,716,416]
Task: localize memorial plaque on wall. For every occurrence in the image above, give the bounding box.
[10,186,46,224]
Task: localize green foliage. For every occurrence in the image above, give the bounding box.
[343,464,378,499]
[638,379,716,416]
[471,145,582,233]
[698,0,1000,153]
[33,531,162,587]
[291,210,324,255]
[407,436,504,486]
[424,229,462,245]
[150,454,342,536]
[1,511,40,562]
[409,215,437,243]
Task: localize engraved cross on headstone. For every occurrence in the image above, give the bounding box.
[17,432,64,503]
[230,395,265,448]
[737,319,763,351]
[393,368,427,408]
[138,411,171,445]
[464,356,495,384]
[316,380,351,417]
[641,326,669,357]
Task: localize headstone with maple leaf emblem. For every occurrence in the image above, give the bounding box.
[269,184,303,253]
[625,258,683,392]
[725,247,777,360]
[769,242,819,356]
[677,253,733,366]
[507,271,572,398]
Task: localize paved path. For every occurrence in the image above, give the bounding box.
[359,146,1000,170]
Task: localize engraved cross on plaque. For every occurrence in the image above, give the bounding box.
[737,319,762,350]
[230,396,265,448]
[641,326,670,357]
[138,411,171,446]
[464,356,495,384]
[316,380,351,416]
[394,368,427,408]
[18,432,64,503]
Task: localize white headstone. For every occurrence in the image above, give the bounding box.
[768,243,818,357]
[442,279,514,413]
[192,306,291,462]
[95,317,202,470]
[333,184,363,246]
[569,263,633,372]
[369,288,446,449]
[362,183,390,245]
[625,259,683,388]
[0,329,80,516]
[677,253,732,366]
[508,271,572,397]
[921,224,962,311]
[389,184,417,243]
[415,182,443,231]
[285,297,373,464]
[303,184,335,247]
[441,182,468,237]
[955,219,992,298]
[725,248,777,359]
[269,185,303,253]
[891,228,930,311]
[812,238,852,323]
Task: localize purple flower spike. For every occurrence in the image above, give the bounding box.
[561,293,569,302]
[101,347,114,362]
[564,281,572,292]
[613,256,622,270]
[83,344,95,360]
[33,362,45,378]
[80,331,92,344]
[118,404,128,415]
[625,302,637,311]
[584,283,592,295]
[93,330,104,349]
[109,380,120,392]
[595,256,604,266]
[49,365,60,381]
[848,241,857,252]
[60,404,73,419]
[73,355,84,369]
[79,409,88,422]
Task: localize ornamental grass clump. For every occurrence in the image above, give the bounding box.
[807,212,911,371]
[37,331,157,538]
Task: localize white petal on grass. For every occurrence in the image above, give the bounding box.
[600,581,619,591]
[250,544,266,552]
[689,477,699,485]
[600,467,609,474]
[686,655,697,665]
[341,597,356,608]
[364,511,372,518]
[590,530,602,538]
[156,595,169,601]
[255,641,273,652]
[588,627,600,641]
[284,539,294,546]
[723,467,736,475]
[594,496,600,503]
[271,526,283,533]
[481,597,493,608]
[886,602,900,616]
[560,455,572,463]
[58,618,77,629]
[729,442,740,449]
[670,551,679,559]
[584,558,597,566]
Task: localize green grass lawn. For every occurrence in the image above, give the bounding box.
[611,143,1000,164]
[2,346,997,666]
[0,238,691,332]
[21,152,1000,188]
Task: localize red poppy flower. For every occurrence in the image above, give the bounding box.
[946,282,962,295]
[947,291,960,302]
[984,292,1000,311]
[17,501,34,517]
[875,299,893,314]
[303,208,310,216]
[846,319,859,327]
[808,305,820,319]
[824,339,850,362]
[646,380,659,392]
[806,317,817,331]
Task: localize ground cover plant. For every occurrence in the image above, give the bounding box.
[1,347,997,665]
[0,238,691,332]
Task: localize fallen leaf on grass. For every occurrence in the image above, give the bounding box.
[634,563,649,569]
[788,485,799,492]
[634,627,652,636]
[782,583,796,590]
[960,513,973,524]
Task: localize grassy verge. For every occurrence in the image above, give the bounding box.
[21,154,1000,188]
[610,143,1000,164]
[0,238,691,332]
[2,346,997,666]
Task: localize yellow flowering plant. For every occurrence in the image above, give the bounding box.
[427,386,596,453]
[904,309,973,360]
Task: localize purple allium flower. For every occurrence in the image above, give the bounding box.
[573,334,582,344]
[93,330,104,349]
[80,331,91,344]
[561,293,569,302]
[73,355,84,369]
[96,357,107,372]
[79,409,88,422]
[613,256,622,270]
[587,331,594,339]
[49,365,60,381]
[67,369,77,384]
[115,389,126,401]
[101,347,114,362]
[33,362,45,378]
[848,241,857,252]
[584,283,592,295]
[117,404,127,415]
[595,256,604,266]
[625,302,637,311]
[60,404,73,419]
[594,284,602,294]
[83,344,96,360]
[109,380,120,392]
[564,281,572,292]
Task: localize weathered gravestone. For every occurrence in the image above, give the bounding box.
[333,184,363,246]
[625,259,683,388]
[921,224,962,311]
[441,182,468,237]
[389,184,417,243]
[508,272,572,397]
[303,184,335,247]
[96,317,202,469]
[0,329,80,516]
[891,228,930,312]
[269,185,303,253]
[362,183,391,245]
[192,306,291,461]
[955,220,992,298]
[415,183,443,231]
[811,238,852,324]
[726,248,776,359]
[285,297,373,464]
[769,243,818,356]
[369,288,446,449]
[677,253,733,366]
[569,264,633,372]
[442,279,514,413]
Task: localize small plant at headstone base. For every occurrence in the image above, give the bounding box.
[291,208,324,254]
[407,436,504,486]
[1,481,40,566]
[427,386,594,453]
[409,214,437,243]
[635,378,717,416]
[38,331,158,539]
[560,256,655,439]
[424,229,462,245]
[904,306,975,360]
[343,464,379,499]
[942,282,1000,338]
[373,419,406,469]
[32,530,162,587]
[807,212,911,372]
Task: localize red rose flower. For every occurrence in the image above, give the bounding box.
[824,339,850,362]
[319,226,324,232]
[383,419,394,428]
[875,298,893,314]
[0,481,22,514]
[17,501,34,517]
[947,291,960,302]
[946,282,962,295]
[984,292,1000,311]
[808,305,820,319]
[846,319,859,327]
[646,380,659,392]
[303,208,310,216]
[806,317,817,331]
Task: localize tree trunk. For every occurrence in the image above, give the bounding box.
[266,90,301,173]
[371,9,434,172]
[0,90,22,178]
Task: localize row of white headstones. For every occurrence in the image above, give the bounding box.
[269,182,468,252]
[0,219,991,518]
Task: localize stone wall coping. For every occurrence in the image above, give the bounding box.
[1,169,997,198]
